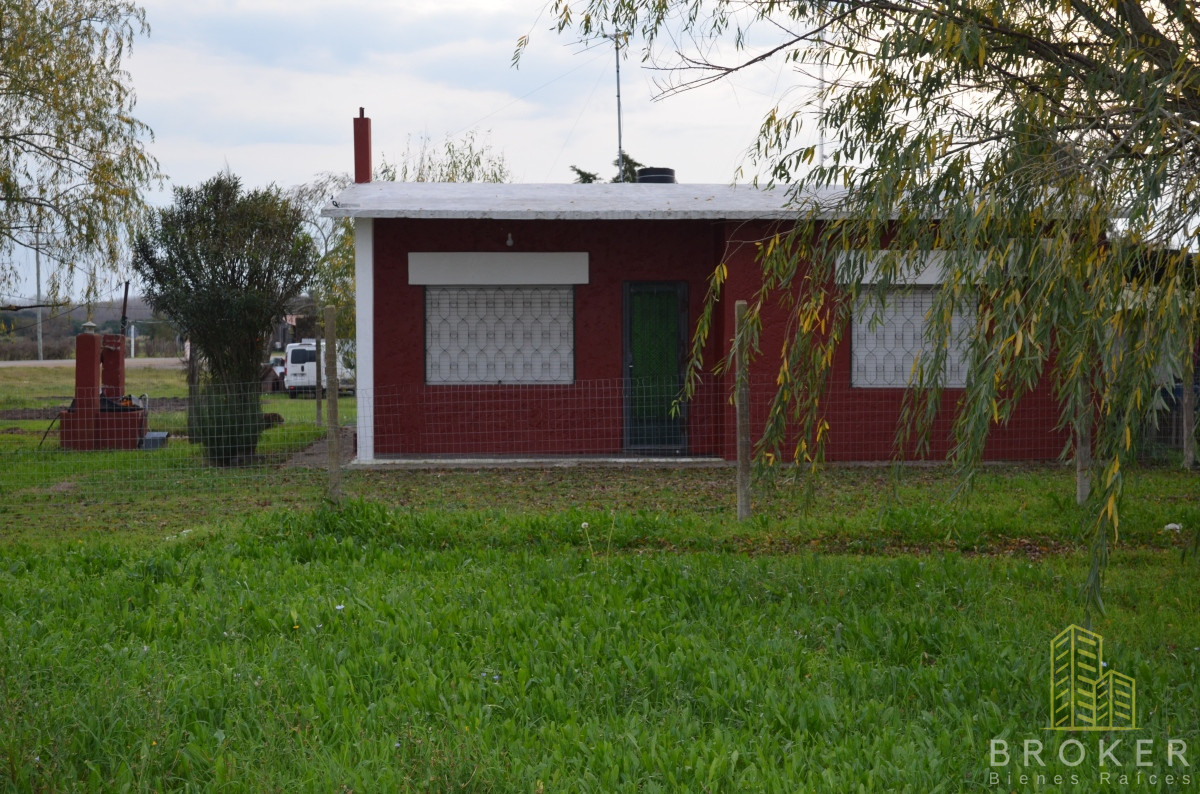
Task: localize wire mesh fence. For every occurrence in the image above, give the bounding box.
[2,365,1196,531]
[360,374,1074,461]
[2,376,350,524]
[367,377,731,459]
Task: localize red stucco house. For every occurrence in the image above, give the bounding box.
[324,119,1066,464]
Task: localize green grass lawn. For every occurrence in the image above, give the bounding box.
[0,364,353,544]
[3,365,1200,790]
[4,454,1199,555]
[0,363,354,440]
[139,392,356,438]
[0,364,190,410]
[2,501,1198,792]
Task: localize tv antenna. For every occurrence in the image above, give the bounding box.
[602,31,628,181]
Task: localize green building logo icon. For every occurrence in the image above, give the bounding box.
[1049,625,1136,731]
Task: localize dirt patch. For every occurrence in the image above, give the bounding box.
[0,407,62,420]
[0,396,190,421]
[284,426,356,469]
[143,397,190,413]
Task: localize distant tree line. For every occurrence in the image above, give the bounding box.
[0,308,180,361]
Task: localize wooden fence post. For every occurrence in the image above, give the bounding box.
[1182,347,1195,470]
[1075,407,1091,506]
[735,300,751,521]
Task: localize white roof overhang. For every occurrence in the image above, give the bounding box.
[321,182,848,221]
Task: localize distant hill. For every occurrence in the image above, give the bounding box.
[1,295,176,361]
[83,295,156,325]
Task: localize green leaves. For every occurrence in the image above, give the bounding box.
[133,172,316,390]
[0,0,160,298]
[546,0,1200,612]
[295,131,511,343]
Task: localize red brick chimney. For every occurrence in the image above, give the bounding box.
[353,108,371,183]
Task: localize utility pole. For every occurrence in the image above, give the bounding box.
[34,216,43,361]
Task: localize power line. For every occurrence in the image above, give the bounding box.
[1,301,68,312]
[450,49,609,140]
[0,283,133,336]
[543,53,610,179]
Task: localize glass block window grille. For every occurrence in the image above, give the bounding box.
[425,286,574,384]
[851,289,971,388]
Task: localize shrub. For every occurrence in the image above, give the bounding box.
[190,381,267,465]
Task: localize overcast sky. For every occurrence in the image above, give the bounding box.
[6,0,816,302]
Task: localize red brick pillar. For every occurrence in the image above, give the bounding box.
[100,334,126,399]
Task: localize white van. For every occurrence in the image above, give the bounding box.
[283,339,356,398]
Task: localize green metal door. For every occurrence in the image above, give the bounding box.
[624,282,688,452]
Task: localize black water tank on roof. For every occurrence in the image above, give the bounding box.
[636,167,676,183]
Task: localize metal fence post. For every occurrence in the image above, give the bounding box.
[324,306,341,504]
[314,332,323,427]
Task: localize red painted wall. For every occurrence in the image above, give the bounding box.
[718,222,1068,462]
[372,218,727,456]
[372,217,1068,460]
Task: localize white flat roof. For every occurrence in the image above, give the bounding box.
[322,181,847,221]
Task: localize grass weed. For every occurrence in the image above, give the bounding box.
[0,365,189,410]
[3,365,1199,789]
[1,502,1197,791]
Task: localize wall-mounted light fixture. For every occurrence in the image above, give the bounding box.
[506,233,514,247]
